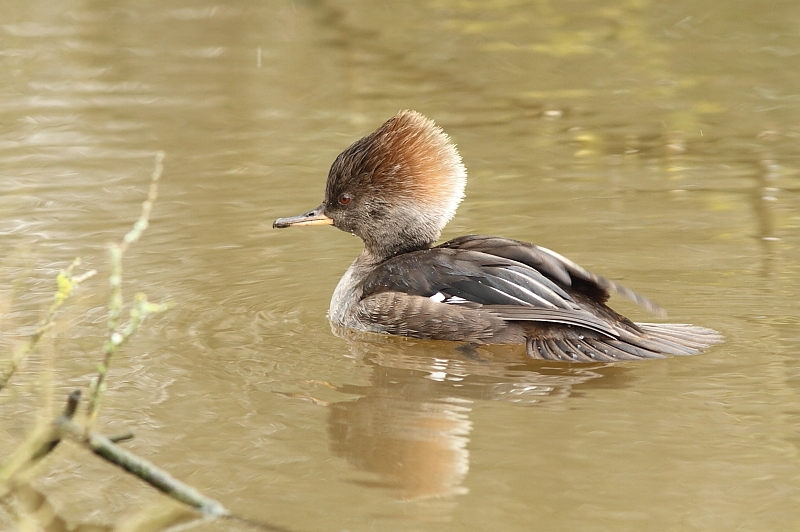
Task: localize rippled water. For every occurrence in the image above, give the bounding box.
[2,1,800,531]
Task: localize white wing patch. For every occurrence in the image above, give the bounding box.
[429,292,469,304]
[429,292,446,303]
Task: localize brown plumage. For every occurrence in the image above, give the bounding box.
[274,111,723,362]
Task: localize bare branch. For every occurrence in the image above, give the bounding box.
[56,418,230,517]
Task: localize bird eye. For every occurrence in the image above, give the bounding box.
[338,193,352,206]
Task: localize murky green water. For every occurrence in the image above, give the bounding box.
[2,1,800,531]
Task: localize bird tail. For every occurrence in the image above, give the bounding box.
[526,323,723,363]
[633,322,724,355]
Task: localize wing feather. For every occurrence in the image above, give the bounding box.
[440,235,666,316]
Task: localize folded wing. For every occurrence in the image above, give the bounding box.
[355,235,722,361]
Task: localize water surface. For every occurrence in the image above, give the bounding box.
[2,1,800,531]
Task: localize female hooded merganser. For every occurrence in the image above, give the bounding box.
[274,111,722,362]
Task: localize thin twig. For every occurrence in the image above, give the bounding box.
[107,431,135,443]
[0,260,96,392]
[88,151,166,423]
[0,390,81,491]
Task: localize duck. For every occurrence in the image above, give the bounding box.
[273,110,722,362]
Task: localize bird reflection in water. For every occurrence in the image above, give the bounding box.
[325,328,636,517]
